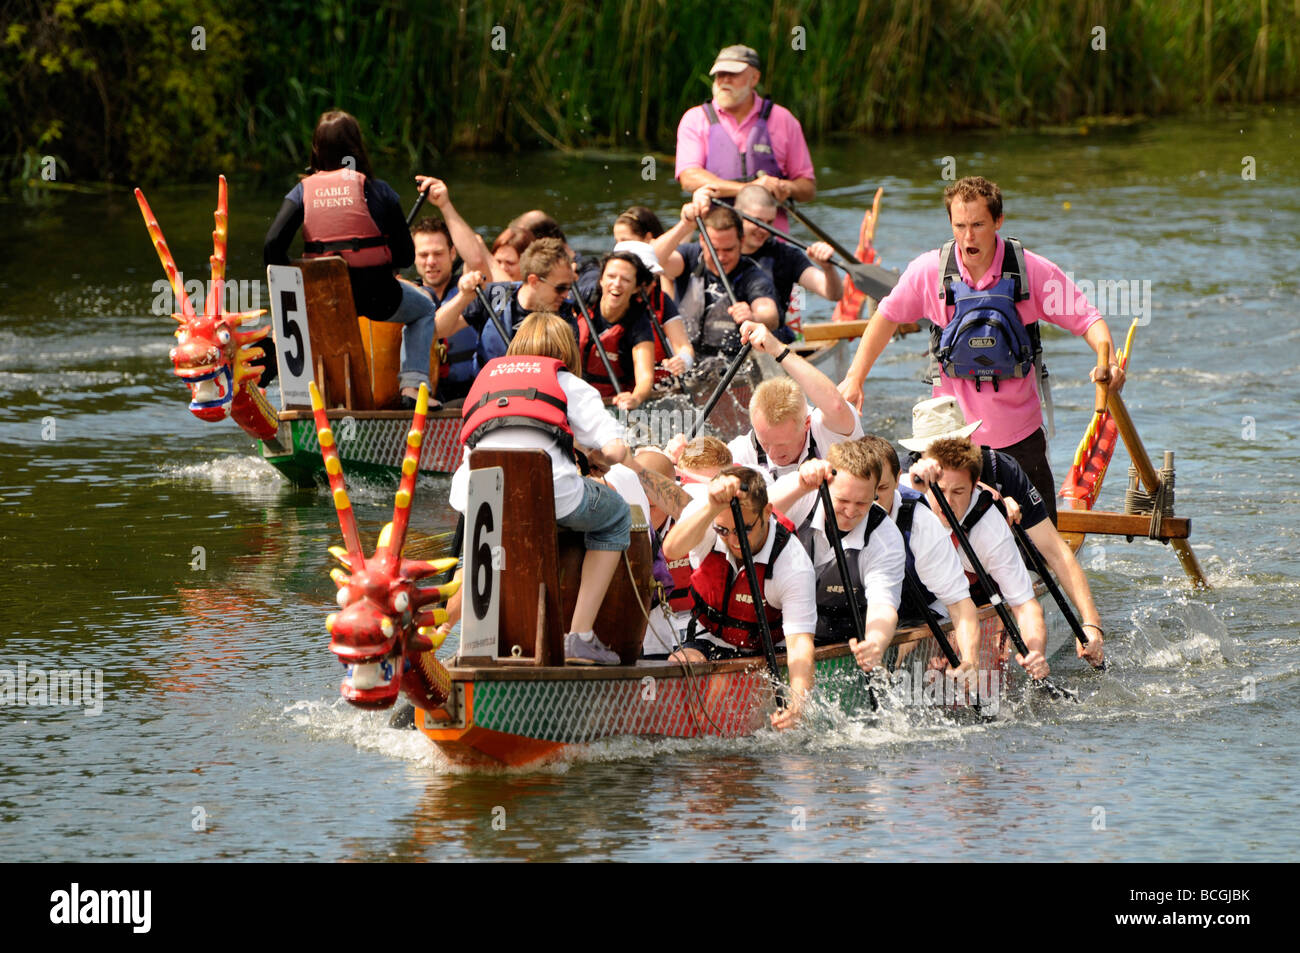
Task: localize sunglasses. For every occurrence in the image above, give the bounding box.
[712,515,760,538]
[539,277,573,294]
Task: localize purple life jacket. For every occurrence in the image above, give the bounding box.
[703,98,784,181]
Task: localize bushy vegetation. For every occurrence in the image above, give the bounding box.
[3,0,1295,185]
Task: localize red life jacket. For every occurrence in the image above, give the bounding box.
[688,511,795,651]
[576,308,630,397]
[301,169,393,269]
[460,356,574,455]
[658,515,695,613]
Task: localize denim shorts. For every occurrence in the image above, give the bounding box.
[557,478,631,552]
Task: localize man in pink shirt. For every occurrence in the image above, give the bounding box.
[675,44,815,233]
[838,176,1125,521]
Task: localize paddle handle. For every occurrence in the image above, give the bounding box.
[816,480,877,710]
[573,289,622,396]
[783,200,859,264]
[406,186,430,227]
[903,572,962,669]
[474,286,514,348]
[697,222,739,307]
[729,497,786,708]
[686,344,751,439]
[929,483,1030,659]
[1012,522,1091,651]
[1094,341,1112,415]
[734,205,858,279]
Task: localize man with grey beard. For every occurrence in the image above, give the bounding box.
[674,44,815,233]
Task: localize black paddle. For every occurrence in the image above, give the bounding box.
[571,286,623,397]
[685,343,751,439]
[473,285,514,350]
[696,220,739,308]
[406,185,430,227]
[815,479,878,711]
[729,494,786,711]
[928,482,1077,702]
[1011,521,1105,672]
[735,205,899,300]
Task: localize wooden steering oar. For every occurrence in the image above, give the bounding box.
[729,495,787,710]
[1010,521,1103,672]
[815,479,879,711]
[928,482,1077,702]
[735,205,899,299]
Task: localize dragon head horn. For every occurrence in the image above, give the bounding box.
[134,187,198,322]
[377,384,430,574]
[207,175,228,321]
[309,381,367,569]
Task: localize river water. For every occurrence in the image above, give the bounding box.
[1,104,1296,862]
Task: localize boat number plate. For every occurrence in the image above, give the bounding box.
[267,265,316,409]
[462,466,504,657]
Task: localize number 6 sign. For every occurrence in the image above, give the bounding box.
[461,466,504,658]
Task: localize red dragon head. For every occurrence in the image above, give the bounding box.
[311,381,460,710]
[135,176,278,441]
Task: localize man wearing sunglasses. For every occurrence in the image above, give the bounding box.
[434,237,578,365]
[662,464,817,730]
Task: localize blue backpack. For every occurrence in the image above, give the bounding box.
[931,237,1040,392]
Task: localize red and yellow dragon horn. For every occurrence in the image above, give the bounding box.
[134,187,196,322]
[309,381,367,568]
[377,384,429,576]
[207,175,228,321]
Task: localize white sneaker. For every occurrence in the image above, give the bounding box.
[565,631,620,665]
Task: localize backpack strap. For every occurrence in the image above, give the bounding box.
[937,240,960,306]
[1001,237,1030,302]
[703,103,720,125]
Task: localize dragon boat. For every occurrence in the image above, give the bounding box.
[135,177,861,488]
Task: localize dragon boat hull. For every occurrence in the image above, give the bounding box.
[418,605,1022,768]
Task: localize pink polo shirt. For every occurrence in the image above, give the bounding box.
[675,96,815,232]
[876,236,1103,449]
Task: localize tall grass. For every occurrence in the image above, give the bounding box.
[3,0,1297,184]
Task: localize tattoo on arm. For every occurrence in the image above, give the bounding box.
[637,468,690,519]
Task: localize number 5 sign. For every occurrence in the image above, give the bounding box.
[461,466,505,658]
[267,265,316,409]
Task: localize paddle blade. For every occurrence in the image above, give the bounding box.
[844,260,900,299]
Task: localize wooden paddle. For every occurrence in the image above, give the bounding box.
[928,482,1077,702]
[735,205,899,299]
[815,478,878,711]
[1011,521,1104,672]
[729,495,786,710]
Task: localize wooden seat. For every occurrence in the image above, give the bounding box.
[294,257,441,410]
[468,448,653,665]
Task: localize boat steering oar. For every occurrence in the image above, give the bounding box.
[473,285,515,351]
[928,482,1078,702]
[1011,521,1104,672]
[571,287,624,398]
[815,479,879,711]
[729,494,787,711]
[735,205,899,300]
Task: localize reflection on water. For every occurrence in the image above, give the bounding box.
[1,105,1298,861]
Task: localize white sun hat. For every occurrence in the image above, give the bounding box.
[612,240,664,275]
[898,395,983,452]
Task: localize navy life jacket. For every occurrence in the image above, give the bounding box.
[896,487,940,620]
[797,503,888,645]
[931,237,1041,392]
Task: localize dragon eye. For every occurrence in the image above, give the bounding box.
[216,328,231,345]
[336,586,351,608]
